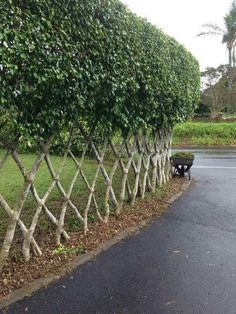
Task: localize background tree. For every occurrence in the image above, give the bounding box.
[226,1,236,67]
[197,1,236,88]
[201,65,236,116]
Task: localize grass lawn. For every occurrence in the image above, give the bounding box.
[173,122,236,147]
[0,150,116,206]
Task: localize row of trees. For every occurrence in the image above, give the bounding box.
[0,0,200,271]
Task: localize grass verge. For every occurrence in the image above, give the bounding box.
[173,122,236,147]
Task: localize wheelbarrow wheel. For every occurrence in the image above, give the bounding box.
[171,166,177,178]
[188,169,191,180]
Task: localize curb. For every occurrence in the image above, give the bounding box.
[0,179,192,310]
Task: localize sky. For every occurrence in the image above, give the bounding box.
[121,0,233,71]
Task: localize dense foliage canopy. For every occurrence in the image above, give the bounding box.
[1,0,200,138]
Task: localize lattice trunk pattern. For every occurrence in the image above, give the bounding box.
[0,126,172,272]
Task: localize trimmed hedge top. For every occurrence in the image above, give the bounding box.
[1,0,200,138]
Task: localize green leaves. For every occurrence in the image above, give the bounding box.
[0,0,200,141]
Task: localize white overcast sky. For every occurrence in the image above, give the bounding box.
[121,0,233,70]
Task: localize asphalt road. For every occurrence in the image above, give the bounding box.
[3,149,236,314]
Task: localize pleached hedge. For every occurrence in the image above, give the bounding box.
[0,0,200,271]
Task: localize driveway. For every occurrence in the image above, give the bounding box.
[3,149,236,314]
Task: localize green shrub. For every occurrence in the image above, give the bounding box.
[1,0,200,142]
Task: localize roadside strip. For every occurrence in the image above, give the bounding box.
[193,166,236,169]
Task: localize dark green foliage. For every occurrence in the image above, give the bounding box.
[0,106,16,145]
[194,102,211,115]
[50,122,106,156]
[1,0,200,140]
[171,151,195,159]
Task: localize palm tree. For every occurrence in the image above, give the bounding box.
[224,2,236,67]
[197,25,235,69]
[197,1,236,90]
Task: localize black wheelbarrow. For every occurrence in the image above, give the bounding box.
[170,156,194,180]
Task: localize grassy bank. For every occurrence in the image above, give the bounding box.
[173,122,236,147]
